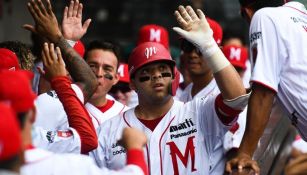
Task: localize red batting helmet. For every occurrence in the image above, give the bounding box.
[128,42,179,95]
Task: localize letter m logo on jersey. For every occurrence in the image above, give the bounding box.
[166,136,197,175]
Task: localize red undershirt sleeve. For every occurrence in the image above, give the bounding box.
[51,76,98,154]
[214,94,242,126]
[126,149,148,175]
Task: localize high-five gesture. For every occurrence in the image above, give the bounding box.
[62,0,91,41]
[24,0,62,43]
[41,43,66,80]
[25,0,97,103]
[173,6,217,58]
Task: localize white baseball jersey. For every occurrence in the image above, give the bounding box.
[92,95,238,175]
[32,126,82,153]
[179,79,219,102]
[86,100,129,129]
[21,148,145,175]
[35,84,128,130]
[249,2,307,140]
[34,84,84,130]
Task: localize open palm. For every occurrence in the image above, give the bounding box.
[62,0,91,41]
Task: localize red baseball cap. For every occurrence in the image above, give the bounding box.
[222,45,248,70]
[0,48,20,71]
[0,70,36,113]
[117,63,130,83]
[73,40,85,58]
[137,24,169,49]
[0,103,22,161]
[206,18,223,46]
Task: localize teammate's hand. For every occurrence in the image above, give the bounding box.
[284,153,307,175]
[62,0,91,41]
[119,127,147,150]
[173,6,217,58]
[41,43,67,80]
[225,152,260,175]
[23,0,62,44]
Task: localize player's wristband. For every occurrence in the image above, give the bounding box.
[201,45,230,73]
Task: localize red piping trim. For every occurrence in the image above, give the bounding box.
[250,80,278,93]
[159,116,176,175]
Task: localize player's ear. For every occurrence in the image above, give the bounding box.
[112,73,120,86]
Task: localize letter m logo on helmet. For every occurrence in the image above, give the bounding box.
[128,42,175,76]
[144,47,157,59]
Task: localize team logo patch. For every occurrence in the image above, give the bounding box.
[46,131,56,143]
[47,90,58,98]
[144,47,157,59]
[169,118,197,139]
[250,32,262,43]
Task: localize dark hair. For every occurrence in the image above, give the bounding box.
[84,40,121,68]
[0,41,35,71]
[240,0,285,11]
[0,154,22,170]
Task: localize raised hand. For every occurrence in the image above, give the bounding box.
[24,0,62,43]
[173,6,217,58]
[41,43,66,80]
[62,0,91,41]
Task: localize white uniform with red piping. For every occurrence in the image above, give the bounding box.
[91,94,241,175]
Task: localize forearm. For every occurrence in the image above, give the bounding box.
[238,84,275,156]
[214,64,246,99]
[51,76,98,154]
[55,36,97,102]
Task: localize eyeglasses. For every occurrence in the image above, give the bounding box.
[138,72,172,82]
[181,39,202,55]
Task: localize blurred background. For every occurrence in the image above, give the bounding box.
[0,0,249,60]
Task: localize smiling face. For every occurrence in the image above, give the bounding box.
[86,49,119,103]
[131,62,173,103]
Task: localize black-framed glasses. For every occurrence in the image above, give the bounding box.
[180,39,202,55]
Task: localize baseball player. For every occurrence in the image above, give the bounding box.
[179,17,223,102]
[0,90,148,175]
[28,0,129,133]
[0,43,98,155]
[226,0,307,174]
[0,45,148,175]
[176,18,225,173]
[91,6,250,175]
